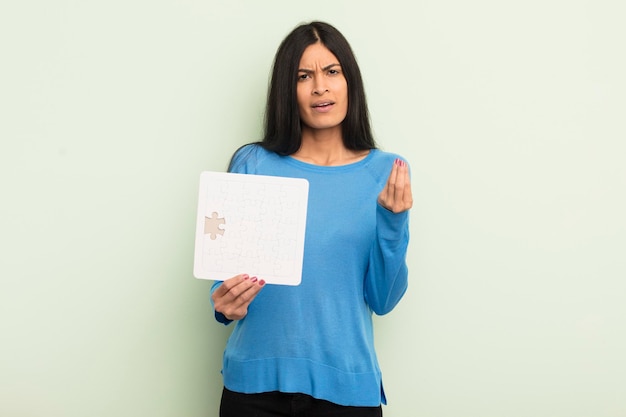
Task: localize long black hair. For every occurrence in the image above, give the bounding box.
[261,21,377,155]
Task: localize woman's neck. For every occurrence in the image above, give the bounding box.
[292,127,369,166]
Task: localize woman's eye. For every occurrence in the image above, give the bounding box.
[298,73,310,81]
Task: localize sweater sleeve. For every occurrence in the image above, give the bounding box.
[208,144,257,325]
[210,280,233,325]
[364,203,410,315]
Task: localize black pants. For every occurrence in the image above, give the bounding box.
[220,387,383,417]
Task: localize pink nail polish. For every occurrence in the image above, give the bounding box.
[251,277,258,283]
[243,274,250,280]
[258,279,266,286]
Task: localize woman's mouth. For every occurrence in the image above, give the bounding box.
[311,101,335,112]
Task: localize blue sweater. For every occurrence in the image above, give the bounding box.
[210,144,410,407]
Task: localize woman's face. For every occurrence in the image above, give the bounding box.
[296,43,348,133]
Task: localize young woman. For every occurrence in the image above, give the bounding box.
[210,21,412,417]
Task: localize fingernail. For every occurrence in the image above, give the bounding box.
[251,277,258,283]
[243,274,250,280]
[395,158,401,166]
[258,279,266,286]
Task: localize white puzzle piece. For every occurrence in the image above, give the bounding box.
[193,171,309,285]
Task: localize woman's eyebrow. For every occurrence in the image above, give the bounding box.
[298,63,341,73]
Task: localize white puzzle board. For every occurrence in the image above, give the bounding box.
[193,171,309,285]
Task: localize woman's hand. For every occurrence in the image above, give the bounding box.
[378,158,413,213]
[212,274,265,321]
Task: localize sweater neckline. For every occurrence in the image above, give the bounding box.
[284,149,377,172]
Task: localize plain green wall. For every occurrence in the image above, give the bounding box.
[1,1,625,416]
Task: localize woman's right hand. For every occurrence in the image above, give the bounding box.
[211,274,265,321]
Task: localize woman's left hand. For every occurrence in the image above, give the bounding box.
[378,158,413,213]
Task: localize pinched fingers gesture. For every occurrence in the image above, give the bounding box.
[212,274,265,321]
[377,158,413,213]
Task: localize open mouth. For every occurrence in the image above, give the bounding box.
[312,101,335,109]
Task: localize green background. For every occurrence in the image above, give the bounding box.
[1,1,625,416]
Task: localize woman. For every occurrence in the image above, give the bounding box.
[211,21,412,416]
